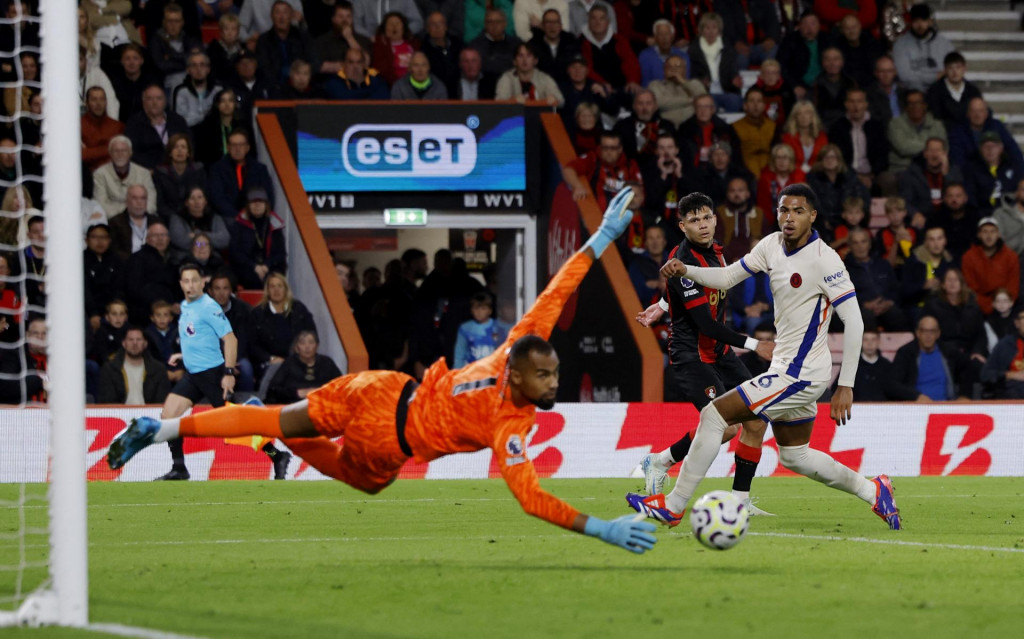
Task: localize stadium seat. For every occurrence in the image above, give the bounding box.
[201,25,218,45]
[237,289,262,306]
[880,331,914,361]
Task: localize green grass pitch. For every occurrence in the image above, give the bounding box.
[3,476,1024,638]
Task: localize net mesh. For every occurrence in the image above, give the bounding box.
[0,2,48,616]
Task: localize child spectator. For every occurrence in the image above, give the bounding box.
[88,299,129,365]
[874,196,917,271]
[144,300,183,383]
[453,292,509,367]
[830,196,867,260]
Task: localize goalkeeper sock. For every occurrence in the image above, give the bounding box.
[178,405,285,439]
[732,441,761,493]
[666,432,694,466]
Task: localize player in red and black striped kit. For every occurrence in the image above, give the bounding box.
[636,192,777,515]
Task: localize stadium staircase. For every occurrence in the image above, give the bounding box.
[941,0,1024,146]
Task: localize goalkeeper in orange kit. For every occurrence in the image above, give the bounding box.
[108,188,658,554]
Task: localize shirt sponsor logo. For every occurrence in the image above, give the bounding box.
[823,270,845,283]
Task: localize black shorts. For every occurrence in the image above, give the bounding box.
[671,350,752,410]
[171,365,227,407]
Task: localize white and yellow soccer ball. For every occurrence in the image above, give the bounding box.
[689,490,749,550]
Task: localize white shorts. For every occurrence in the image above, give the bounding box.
[735,370,827,427]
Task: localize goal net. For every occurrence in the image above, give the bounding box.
[0,0,87,627]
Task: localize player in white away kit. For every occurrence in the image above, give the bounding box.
[626,183,902,530]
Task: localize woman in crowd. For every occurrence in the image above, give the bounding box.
[780,100,829,175]
[372,11,418,86]
[757,144,805,228]
[923,267,986,358]
[687,12,742,113]
[169,185,230,255]
[248,272,317,389]
[569,102,603,156]
[192,89,245,167]
[264,330,340,404]
[154,134,207,219]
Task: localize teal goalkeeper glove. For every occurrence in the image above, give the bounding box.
[582,187,636,258]
[584,514,658,554]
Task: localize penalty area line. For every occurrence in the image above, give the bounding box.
[85,622,211,639]
[749,531,1024,553]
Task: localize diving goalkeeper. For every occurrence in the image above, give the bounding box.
[108,188,657,554]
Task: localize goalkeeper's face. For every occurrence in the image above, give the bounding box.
[510,350,560,411]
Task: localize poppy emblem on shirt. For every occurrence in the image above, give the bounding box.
[185,322,196,337]
[790,273,802,288]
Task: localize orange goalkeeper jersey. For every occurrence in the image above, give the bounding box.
[404,251,594,530]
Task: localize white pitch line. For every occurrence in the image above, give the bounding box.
[749,531,1024,554]
[85,622,210,639]
[7,496,597,510]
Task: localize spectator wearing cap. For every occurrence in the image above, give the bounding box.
[638,19,689,88]
[392,52,450,100]
[495,44,562,105]
[528,8,579,86]
[992,178,1024,256]
[207,129,275,219]
[891,2,954,92]
[962,217,1020,315]
[949,97,1024,172]
[578,3,641,96]
[225,50,273,125]
[926,51,982,130]
[230,187,287,290]
[559,53,612,121]
[964,131,1024,217]
[322,46,391,100]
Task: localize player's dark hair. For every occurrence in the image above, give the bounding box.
[178,263,204,279]
[509,335,553,370]
[753,321,775,335]
[470,291,493,308]
[743,85,765,101]
[678,192,714,219]
[779,183,818,212]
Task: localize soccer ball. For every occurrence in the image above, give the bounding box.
[689,490,749,550]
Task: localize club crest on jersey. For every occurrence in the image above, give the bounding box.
[704,386,717,399]
[185,322,196,337]
[680,277,694,288]
[790,273,802,288]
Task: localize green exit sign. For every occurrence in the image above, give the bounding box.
[383,208,428,226]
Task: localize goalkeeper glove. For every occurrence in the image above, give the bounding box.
[584,514,658,554]
[582,187,635,258]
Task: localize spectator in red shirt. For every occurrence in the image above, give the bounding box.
[562,130,645,211]
[962,218,1021,315]
[81,86,125,171]
[372,11,419,86]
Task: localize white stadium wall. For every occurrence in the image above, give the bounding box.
[4,403,1023,482]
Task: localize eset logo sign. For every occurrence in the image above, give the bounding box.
[341,124,477,178]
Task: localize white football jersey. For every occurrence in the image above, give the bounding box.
[739,231,856,382]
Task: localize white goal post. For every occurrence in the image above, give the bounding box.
[0,0,88,627]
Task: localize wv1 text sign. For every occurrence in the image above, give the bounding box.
[297,104,526,192]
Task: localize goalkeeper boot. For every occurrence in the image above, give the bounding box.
[155,467,190,481]
[641,453,669,496]
[870,475,902,530]
[625,492,683,528]
[272,450,292,480]
[107,416,161,470]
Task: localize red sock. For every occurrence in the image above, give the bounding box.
[736,441,762,464]
[179,405,284,439]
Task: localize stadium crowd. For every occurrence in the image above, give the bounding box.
[2,0,1024,405]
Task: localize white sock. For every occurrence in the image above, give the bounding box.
[778,444,875,503]
[732,490,750,502]
[152,418,181,444]
[665,403,728,513]
[655,449,674,468]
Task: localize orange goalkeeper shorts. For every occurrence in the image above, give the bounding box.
[304,370,416,492]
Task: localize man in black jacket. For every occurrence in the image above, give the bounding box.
[980,306,1024,398]
[123,84,192,170]
[776,11,832,101]
[209,271,256,394]
[849,329,922,401]
[828,88,890,193]
[98,327,171,404]
[892,314,972,401]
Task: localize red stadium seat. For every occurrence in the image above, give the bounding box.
[201,24,218,45]
[237,289,263,306]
